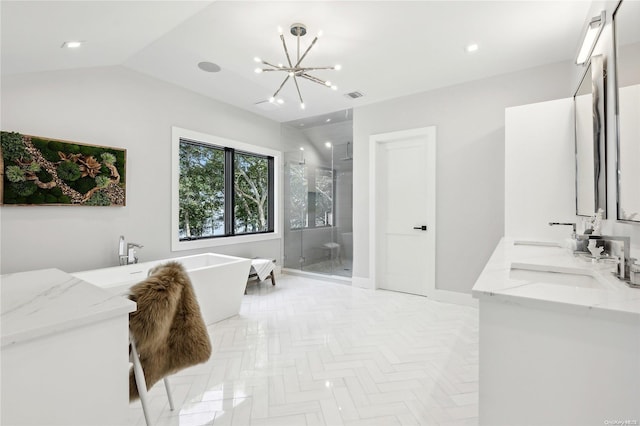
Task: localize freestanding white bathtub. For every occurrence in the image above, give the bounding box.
[72,253,251,325]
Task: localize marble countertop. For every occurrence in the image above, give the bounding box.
[1,268,136,348]
[472,238,640,318]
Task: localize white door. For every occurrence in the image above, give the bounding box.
[370,127,436,296]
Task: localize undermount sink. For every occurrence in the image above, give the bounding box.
[509,267,601,289]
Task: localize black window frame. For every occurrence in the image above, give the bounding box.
[179,138,274,241]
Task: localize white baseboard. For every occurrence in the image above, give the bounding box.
[281,268,352,285]
[427,288,478,307]
[352,276,373,289]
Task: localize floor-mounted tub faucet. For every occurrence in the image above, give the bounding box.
[119,235,143,265]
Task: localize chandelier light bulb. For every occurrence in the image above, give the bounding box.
[289,71,294,76]
[269,97,275,103]
[278,63,283,68]
[254,68,263,74]
[300,103,306,110]
[325,81,331,86]
[278,26,283,34]
[254,57,261,63]
[277,98,284,104]
[334,64,342,70]
[331,85,338,90]
[317,30,324,38]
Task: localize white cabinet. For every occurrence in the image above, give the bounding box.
[473,240,640,425]
[479,297,640,425]
[1,269,136,425]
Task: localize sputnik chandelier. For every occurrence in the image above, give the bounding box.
[254,23,341,109]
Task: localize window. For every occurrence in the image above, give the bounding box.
[288,163,334,229]
[288,162,308,229]
[172,127,280,251]
[234,152,273,234]
[178,142,225,239]
[314,167,333,227]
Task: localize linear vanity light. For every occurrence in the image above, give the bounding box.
[576,11,605,65]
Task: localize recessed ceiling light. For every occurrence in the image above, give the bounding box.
[466,43,479,53]
[325,142,332,148]
[198,61,221,73]
[326,118,332,123]
[61,41,83,49]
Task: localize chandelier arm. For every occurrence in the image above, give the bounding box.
[300,73,329,86]
[261,60,283,70]
[272,75,291,98]
[280,34,294,68]
[298,66,336,71]
[261,68,294,73]
[292,76,304,104]
[294,36,318,68]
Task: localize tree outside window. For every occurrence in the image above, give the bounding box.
[315,168,333,226]
[178,142,224,239]
[178,140,273,241]
[234,152,269,234]
[288,163,334,229]
[288,163,308,229]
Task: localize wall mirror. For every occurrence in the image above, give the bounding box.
[574,54,606,217]
[614,0,640,222]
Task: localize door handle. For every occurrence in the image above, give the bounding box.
[413,225,427,231]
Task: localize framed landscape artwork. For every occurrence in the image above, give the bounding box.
[0,131,126,206]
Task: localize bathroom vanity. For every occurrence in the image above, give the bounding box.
[1,269,136,426]
[473,239,640,425]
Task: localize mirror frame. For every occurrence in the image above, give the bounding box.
[613,0,640,223]
[573,54,607,217]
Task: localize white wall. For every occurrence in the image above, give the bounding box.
[505,98,576,241]
[0,66,283,274]
[352,61,575,293]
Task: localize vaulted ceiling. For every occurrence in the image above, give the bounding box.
[2,1,593,123]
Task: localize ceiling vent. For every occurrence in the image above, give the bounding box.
[345,91,364,99]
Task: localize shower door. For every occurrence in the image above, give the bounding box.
[283,144,352,277]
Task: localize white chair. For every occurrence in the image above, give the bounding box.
[130,334,174,426]
[127,262,211,426]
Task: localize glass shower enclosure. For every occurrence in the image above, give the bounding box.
[283,139,353,278]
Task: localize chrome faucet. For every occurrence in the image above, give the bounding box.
[119,235,143,265]
[593,235,631,280]
[548,222,577,239]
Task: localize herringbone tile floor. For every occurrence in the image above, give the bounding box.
[126,274,479,426]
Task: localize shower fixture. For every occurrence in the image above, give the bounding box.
[341,142,353,161]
